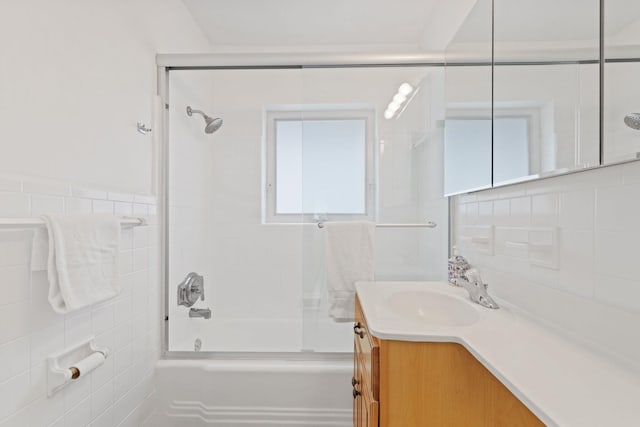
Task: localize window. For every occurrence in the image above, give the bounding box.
[444,106,538,194]
[444,118,493,195]
[493,117,531,183]
[264,108,376,223]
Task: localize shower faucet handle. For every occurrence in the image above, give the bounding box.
[177,272,204,307]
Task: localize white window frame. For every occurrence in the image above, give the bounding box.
[263,107,376,224]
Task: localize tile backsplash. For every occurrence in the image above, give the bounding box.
[453,161,640,370]
[0,175,160,427]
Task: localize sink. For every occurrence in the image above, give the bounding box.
[386,290,480,326]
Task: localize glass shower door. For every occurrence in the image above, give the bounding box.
[165,65,449,355]
[167,68,307,353]
[298,66,449,352]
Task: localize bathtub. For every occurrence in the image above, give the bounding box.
[150,358,353,426]
[168,315,354,353]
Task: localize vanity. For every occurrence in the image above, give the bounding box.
[353,281,640,427]
[352,292,542,426]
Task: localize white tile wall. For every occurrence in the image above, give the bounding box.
[0,178,22,193]
[0,175,160,427]
[453,161,640,370]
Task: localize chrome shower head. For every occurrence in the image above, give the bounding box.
[204,116,223,134]
[186,106,223,134]
[624,113,640,130]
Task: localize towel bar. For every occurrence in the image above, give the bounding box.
[317,221,436,229]
[0,216,147,228]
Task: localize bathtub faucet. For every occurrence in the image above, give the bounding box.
[189,307,211,319]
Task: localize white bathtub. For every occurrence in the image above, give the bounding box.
[150,358,353,426]
[168,313,354,353]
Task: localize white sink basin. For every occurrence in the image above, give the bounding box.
[386,290,480,326]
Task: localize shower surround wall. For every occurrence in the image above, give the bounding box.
[452,160,640,370]
[0,176,160,426]
[166,69,219,351]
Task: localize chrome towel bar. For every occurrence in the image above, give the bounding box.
[0,216,147,228]
[317,221,436,229]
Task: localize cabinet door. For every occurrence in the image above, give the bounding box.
[353,346,361,426]
[355,298,379,401]
[354,353,379,427]
[355,297,380,427]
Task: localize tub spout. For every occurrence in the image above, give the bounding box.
[189,307,211,319]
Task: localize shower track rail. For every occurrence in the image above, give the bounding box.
[0,216,147,228]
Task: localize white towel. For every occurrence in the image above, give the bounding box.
[30,227,49,271]
[324,221,375,322]
[40,214,121,314]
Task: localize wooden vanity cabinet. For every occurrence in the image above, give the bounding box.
[353,296,544,427]
[353,299,379,427]
[353,353,378,427]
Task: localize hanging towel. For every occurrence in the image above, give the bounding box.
[324,221,375,322]
[30,226,49,271]
[40,214,121,314]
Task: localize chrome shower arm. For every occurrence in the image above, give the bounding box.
[186,106,205,117]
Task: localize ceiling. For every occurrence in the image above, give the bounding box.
[180,0,455,52]
[182,0,640,54]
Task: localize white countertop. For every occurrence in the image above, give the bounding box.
[355,281,640,427]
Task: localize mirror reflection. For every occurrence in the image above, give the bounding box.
[604,1,640,163]
[493,0,600,184]
[444,0,640,195]
[443,0,492,195]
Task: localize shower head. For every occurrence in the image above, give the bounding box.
[186,106,223,134]
[624,113,640,130]
[204,116,223,134]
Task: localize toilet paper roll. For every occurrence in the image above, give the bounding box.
[70,352,106,379]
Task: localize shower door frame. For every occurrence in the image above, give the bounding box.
[156,53,446,359]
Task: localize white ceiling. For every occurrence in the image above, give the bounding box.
[180,0,445,51]
[181,0,640,54]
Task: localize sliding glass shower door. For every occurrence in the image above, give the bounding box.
[165,65,448,354]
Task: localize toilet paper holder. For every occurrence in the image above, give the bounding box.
[47,337,110,397]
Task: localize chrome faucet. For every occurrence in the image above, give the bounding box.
[189,307,211,319]
[448,255,499,309]
[178,272,204,307]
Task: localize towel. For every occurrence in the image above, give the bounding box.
[39,214,121,314]
[30,227,49,271]
[324,221,375,322]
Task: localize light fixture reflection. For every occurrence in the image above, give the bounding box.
[398,83,413,95]
[384,82,415,120]
[393,93,407,104]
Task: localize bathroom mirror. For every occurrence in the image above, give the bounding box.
[492,0,600,185]
[443,0,614,194]
[603,0,640,164]
[443,0,493,196]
